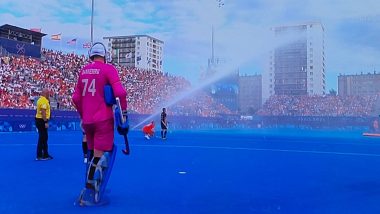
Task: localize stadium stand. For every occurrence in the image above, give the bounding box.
[257,94,379,117]
[0,50,232,117]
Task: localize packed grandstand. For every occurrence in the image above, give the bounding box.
[0,50,379,118]
[0,50,233,117]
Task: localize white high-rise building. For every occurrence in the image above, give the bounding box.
[338,72,380,96]
[103,35,164,73]
[262,22,326,103]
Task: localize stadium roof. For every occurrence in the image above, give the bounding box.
[0,24,47,37]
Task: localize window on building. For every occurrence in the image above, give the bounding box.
[310,66,313,69]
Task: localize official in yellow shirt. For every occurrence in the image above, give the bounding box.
[35,88,53,161]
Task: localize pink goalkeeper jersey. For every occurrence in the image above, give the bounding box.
[72,61,127,124]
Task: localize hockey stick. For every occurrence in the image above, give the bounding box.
[115,97,130,155]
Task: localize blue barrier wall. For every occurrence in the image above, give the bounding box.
[0,108,376,132]
[258,115,373,129]
[0,108,79,132]
[0,38,42,58]
[0,108,237,132]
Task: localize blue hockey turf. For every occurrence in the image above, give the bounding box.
[1,129,380,214]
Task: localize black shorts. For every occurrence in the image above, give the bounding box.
[161,122,167,129]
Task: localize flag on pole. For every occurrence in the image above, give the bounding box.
[83,42,91,49]
[30,28,41,33]
[67,38,77,45]
[51,33,62,40]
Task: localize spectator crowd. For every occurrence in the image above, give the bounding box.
[257,94,378,117]
[0,50,232,117]
[1,51,378,118]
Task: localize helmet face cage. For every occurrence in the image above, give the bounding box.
[88,42,110,63]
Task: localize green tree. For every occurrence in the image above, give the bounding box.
[329,89,337,96]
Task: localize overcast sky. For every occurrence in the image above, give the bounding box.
[1,0,380,90]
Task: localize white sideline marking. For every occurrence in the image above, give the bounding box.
[1,143,380,157]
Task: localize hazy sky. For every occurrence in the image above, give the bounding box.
[1,0,380,90]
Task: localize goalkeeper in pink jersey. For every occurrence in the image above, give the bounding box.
[72,42,128,192]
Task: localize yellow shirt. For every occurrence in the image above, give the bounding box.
[35,96,51,120]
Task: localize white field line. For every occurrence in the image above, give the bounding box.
[1,143,380,157]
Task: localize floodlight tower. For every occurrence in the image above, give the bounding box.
[91,0,94,45]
